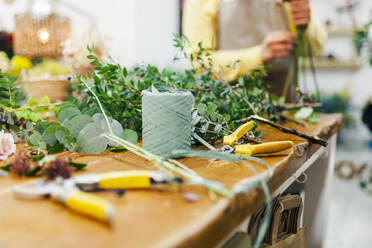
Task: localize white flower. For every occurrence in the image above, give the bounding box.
[0,130,16,160]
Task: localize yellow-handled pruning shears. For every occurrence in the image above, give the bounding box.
[13,170,182,223]
[220,121,294,156]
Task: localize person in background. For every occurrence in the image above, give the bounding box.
[182,0,327,100]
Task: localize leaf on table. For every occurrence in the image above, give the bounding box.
[294,107,313,120]
[48,143,65,154]
[0,164,10,171]
[69,162,87,170]
[77,123,107,154]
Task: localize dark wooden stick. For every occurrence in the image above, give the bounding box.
[237,115,328,147]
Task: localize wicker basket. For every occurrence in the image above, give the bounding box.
[24,78,69,102]
[14,14,70,58]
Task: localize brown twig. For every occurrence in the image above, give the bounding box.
[278,114,306,127]
[8,103,63,113]
[237,115,328,147]
[242,135,263,144]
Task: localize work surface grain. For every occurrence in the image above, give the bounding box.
[0,114,342,248]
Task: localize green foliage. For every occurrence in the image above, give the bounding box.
[352,17,372,66]
[320,93,355,129]
[26,102,137,154]
[71,35,279,144]
[0,70,25,108]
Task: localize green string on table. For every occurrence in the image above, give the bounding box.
[142,89,194,157]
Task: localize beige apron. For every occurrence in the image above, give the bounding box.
[218,0,295,99]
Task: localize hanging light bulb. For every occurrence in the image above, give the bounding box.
[38,28,50,43]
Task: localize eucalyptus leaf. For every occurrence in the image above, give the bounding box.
[55,126,70,142]
[121,129,138,144]
[58,107,81,123]
[64,115,93,137]
[20,130,28,142]
[77,123,107,154]
[38,155,56,166]
[61,135,76,152]
[43,125,59,147]
[29,132,43,146]
[92,113,123,146]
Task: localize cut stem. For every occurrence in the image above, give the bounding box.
[237,115,328,147]
[8,103,62,112]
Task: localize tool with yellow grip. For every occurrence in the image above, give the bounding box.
[73,170,182,191]
[13,179,115,224]
[234,141,294,156]
[12,170,181,223]
[223,121,254,146]
[64,190,114,223]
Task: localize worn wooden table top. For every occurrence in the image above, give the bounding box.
[0,114,342,248]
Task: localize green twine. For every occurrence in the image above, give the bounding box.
[142,89,194,157]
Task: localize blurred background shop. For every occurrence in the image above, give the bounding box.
[0,0,372,247]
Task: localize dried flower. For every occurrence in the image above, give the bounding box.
[10,150,32,176]
[42,158,73,180]
[0,130,16,160]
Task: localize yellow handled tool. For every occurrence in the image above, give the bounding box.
[223,121,254,146]
[13,179,115,224]
[65,190,114,223]
[234,141,294,156]
[74,170,182,191]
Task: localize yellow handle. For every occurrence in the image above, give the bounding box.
[98,170,152,189]
[235,141,294,156]
[223,121,254,146]
[65,191,114,223]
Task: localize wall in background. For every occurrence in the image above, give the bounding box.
[0,0,371,138]
[0,0,180,67]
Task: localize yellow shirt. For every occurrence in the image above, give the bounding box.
[182,0,327,82]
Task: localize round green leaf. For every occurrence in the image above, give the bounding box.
[295,107,314,120]
[55,127,70,142]
[58,107,81,123]
[43,125,59,147]
[92,113,123,147]
[121,129,138,144]
[64,115,94,138]
[77,123,107,154]
[29,132,43,146]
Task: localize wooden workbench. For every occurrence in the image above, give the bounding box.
[0,114,342,248]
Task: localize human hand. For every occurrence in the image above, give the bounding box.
[289,0,311,27]
[261,31,296,62]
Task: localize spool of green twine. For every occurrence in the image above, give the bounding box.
[142,89,194,157]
